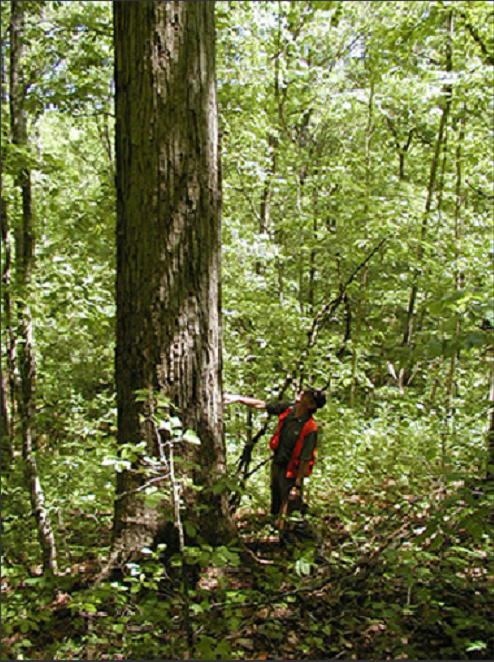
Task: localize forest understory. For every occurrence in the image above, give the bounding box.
[2,0,493,659]
[2,470,493,661]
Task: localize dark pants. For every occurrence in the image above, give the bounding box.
[271,462,297,515]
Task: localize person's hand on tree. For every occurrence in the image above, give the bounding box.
[223,394,267,409]
[223,393,241,405]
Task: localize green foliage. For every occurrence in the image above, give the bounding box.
[1,0,493,660]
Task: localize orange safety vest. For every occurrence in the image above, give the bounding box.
[269,408,317,479]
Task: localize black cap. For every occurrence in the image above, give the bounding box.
[308,388,326,410]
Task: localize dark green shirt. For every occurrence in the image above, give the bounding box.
[267,401,317,465]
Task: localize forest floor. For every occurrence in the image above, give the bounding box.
[1,480,493,660]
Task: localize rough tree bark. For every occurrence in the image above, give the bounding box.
[9,0,58,576]
[112,0,232,562]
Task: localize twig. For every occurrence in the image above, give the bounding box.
[461,15,494,66]
[235,164,262,224]
[244,454,274,480]
[308,239,387,346]
[240,542,275,566]
[467,181,494,200]
[115,473,170,500]
[169,439,193,648]
[297,238,387,386]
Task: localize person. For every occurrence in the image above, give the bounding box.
[224,387,326,519]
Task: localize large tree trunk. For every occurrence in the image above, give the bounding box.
[9,0,58,576]
[113,0,231,561]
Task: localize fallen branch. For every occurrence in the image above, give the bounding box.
[210,508,416,615]
[234,238,388,490]
[240,543,275,566]
[235,372,294,478]
[297,237,387,386]
[244,454,274,480]
[460,14,494,66]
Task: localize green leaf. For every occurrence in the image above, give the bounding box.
[295,558,312,576]
[169,416,182,430]
[20,621,30,634]
[185,521,198,537]
[466,641,487,652]
[183,429,201,445]
[83,603,98,613]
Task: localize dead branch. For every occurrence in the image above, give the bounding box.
[234,238,388,490]
[467,181,494,200]
[297,237,388,386]
[461,16,494,66]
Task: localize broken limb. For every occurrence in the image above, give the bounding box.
[229,421,272,511]
[115,473,170,500]
[232,238,388,495]
[297,237,387,387]
[467,181,494,200]
[234,371,295,479]
[244,454,274,481]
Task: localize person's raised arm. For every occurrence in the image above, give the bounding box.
[223,393,267,410]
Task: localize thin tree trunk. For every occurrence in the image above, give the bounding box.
[1,197,18,441]
[385,117,413,181]
[351,73,374,406]
[453,103,466,298]
[308,183,318,315]
[277,226,285,306]
[1,5,16,445]
[296,166,307,314]
[419,131,449,344]
[9,0,58,576]
[246,407,253,447]
[487,360,494,481]
[443,103,467,446]
[1,367,12,473]
[435,130,449,221]
[399,151,405,181]
[260,134,277,233]
[403,10,454,348]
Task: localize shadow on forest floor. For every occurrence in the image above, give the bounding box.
[1,481,493,660]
